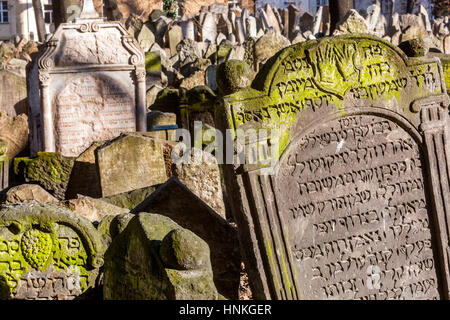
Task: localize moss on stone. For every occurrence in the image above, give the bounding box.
[217,60,254,96]
[14,152,75,200]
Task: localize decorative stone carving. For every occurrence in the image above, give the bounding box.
[217,35,450,300]
[32,1,146,157]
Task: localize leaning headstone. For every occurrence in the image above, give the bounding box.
[0,203,103,299]
[264,4,281,34]
[288,5,301,40]
[133,177,241,300]
[218,35,450,300]
[137,23,156,52]
[31,1,146,157]
[181,17,195,41]
[167,25,183,56]
[254,29,290,68]
[95,133,168,197]
[0,112,28,161]
[246,17,258,39]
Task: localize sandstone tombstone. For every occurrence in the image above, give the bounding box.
[218,35,450,300]
[95,133,168,197]
[0,203,103,299]
[30,1,146,157]
[0,70,27,117]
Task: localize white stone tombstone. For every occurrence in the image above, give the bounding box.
[246,17,258,39]
[202,12,217,43]
[32,0,146,157]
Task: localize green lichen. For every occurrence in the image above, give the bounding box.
[14,152,75,200]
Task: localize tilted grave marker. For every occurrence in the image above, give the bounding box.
[31,0,146,157]
[217,34,450,300]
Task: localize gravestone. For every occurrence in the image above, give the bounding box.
[0,203,103,299]
[95,133,167,197]
[218,35,450,300]
[30,0,146,157]
[0,70,27,117]
[133,177,241,300]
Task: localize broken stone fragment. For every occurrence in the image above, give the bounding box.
[3,184,58,205]
[58,195,129,223]
[399,38,429,57]
[172,148,226,219]
[334,9,369,35]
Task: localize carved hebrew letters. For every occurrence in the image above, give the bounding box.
[0,205,102,300]
[55,74,135,156]
[277,115,441,300]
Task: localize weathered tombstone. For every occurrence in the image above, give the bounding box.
[133,177,241,300]
[103,212,218,300]
[288,5,301,40]
[217,35,450,300]
[0,70,27,117]
[0,203,103,299]
[30,0,146,157]
[95,133,168,197]
[202,13,217,43]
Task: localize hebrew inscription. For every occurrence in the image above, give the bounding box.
[277,115,441,300]
[233,39,442,129]
[0,205,101,300]
[55,74,135,157]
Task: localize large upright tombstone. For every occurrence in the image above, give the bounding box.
[31,0,146,157]
[217,35,450,300]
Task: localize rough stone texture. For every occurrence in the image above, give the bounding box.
[218,35,450,300]
[14,152,75,200]
[133,177,241,300]
[399,38,429,57]
[96,133,168,197]
[334,10,369,35]
[147,111,177,141]
[216,60,253,96]
[101,185,159,210]
[254,29,291,66]
[31,11,145,157]
[0,203,103,300]
[173,148,226,219]
[179,70,206,89]
[65,141,104,200]
[4,184,58,205]
[103,212,218,300]
[59,196,129,223]
[0,70,27,117]
[0,112,29,162]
